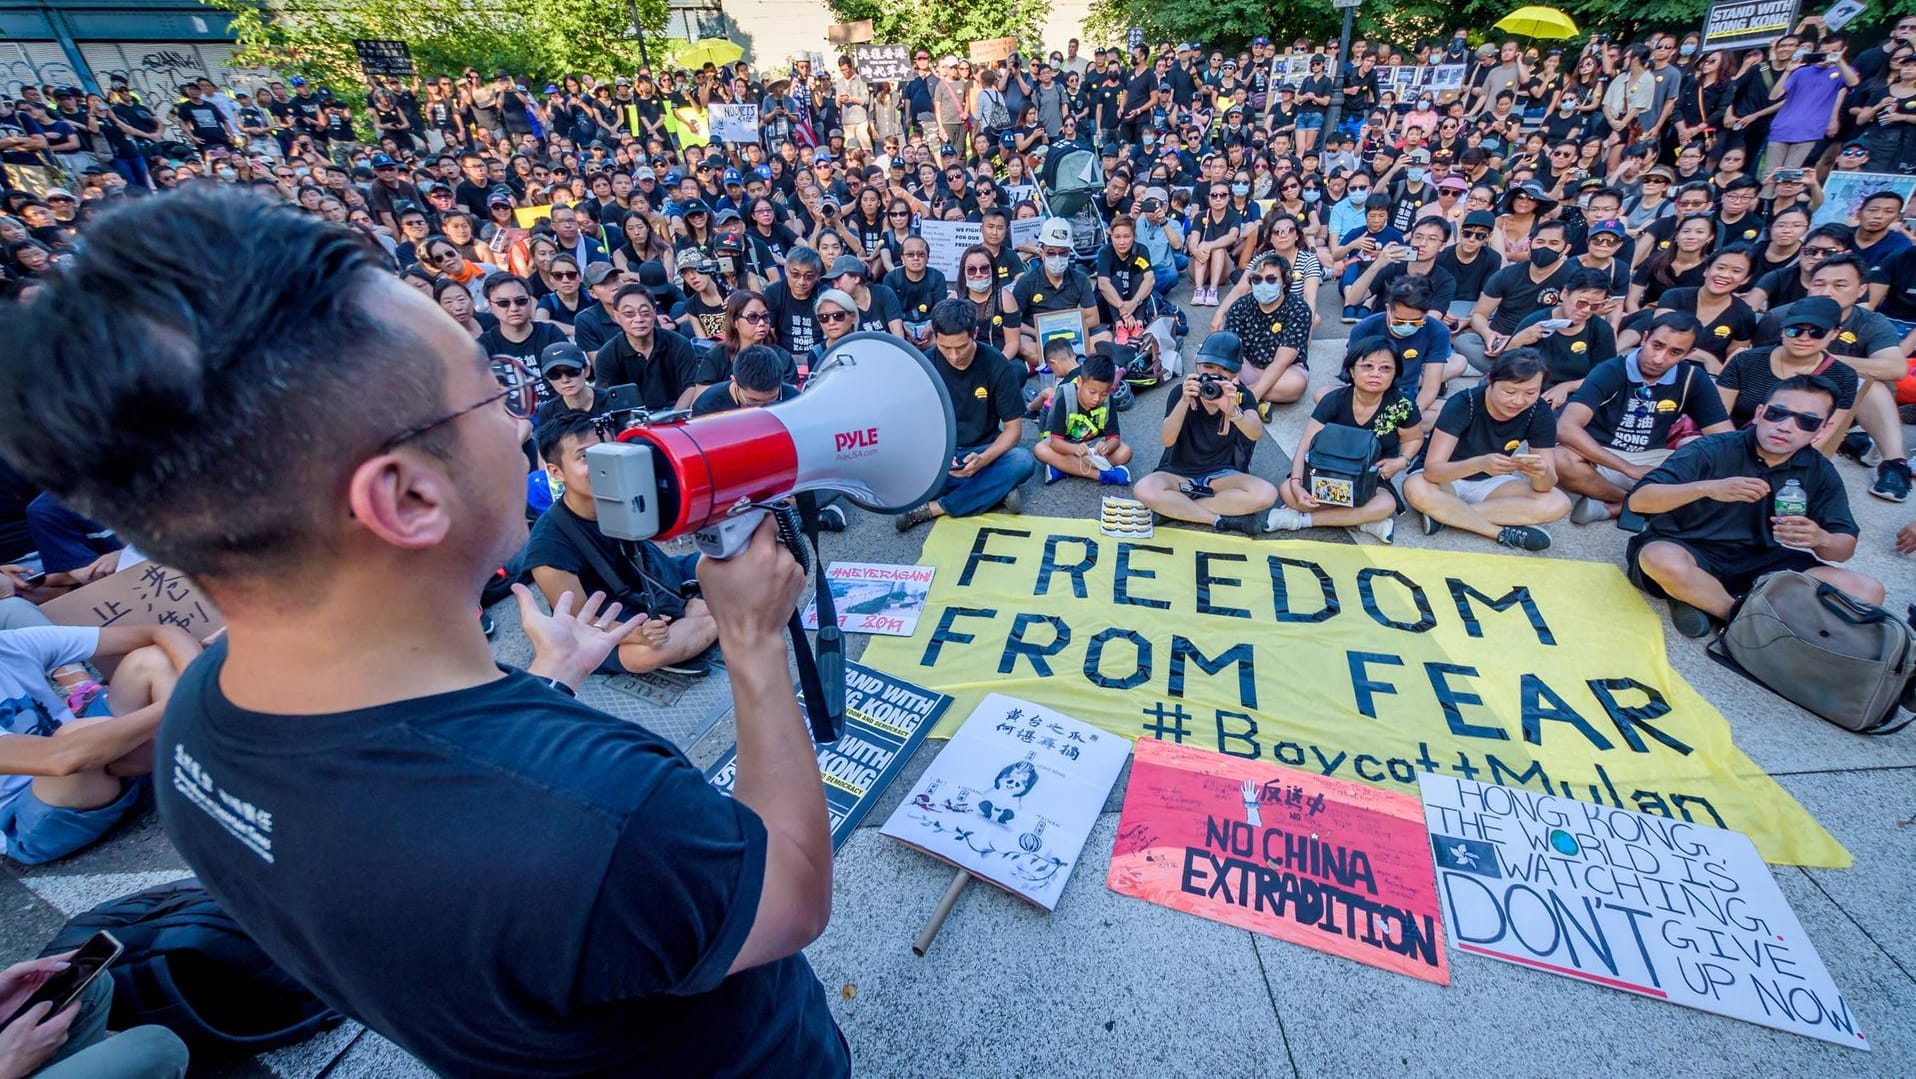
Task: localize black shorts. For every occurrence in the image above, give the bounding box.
[1625,536,1823,599]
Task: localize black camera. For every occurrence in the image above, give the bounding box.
[1197,373,1227,400]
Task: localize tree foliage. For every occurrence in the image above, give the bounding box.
[822,0,1053,61]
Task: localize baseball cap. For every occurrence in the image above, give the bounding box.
[813,147,835,164]
[714,206,743,225]
[1463,210,1496,230]
[1407,149,1430,164]
[678,249,716,275]
[1437,176,1470,192]
[289,76,306,87]
[827,253,867,278]
[680,198,710,216]
[583,263,618,286]
[1783,296,1842,333]
[44,188,75,201]
[663,170,684,186]
[751,165,773,182]
[370,153,397,168]
[633,166,656,181]
[1646,165,1676,181]
[539,342,589,375]
[1588,218,1627,240]
[1139,186,1169,207]
[722,167,743,185]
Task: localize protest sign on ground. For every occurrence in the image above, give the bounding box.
[1110,740,1448,983]
[1422,774,1867,1048]
[708,104,759,144]
[707,663,949,851]
[801,562,935,637]
[881,693,1128,910]
[858,517,1848,867]
[41,562,224,678]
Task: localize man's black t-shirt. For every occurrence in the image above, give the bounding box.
[929,341,1023,447]
[763,281,822,355]
[155,644,849,1079]
[1481,262,1572,335]
[1752,265,1809,308]
[1434,385,1557,480]
[1868,246,1916,321]
[691,381,799,416]
[174,101,229,144]
[1160,385,1256,477]
[882,267,948,324]
[1716,348,1859,427]
[1436,245,1504,304]
[479,323,570,402]
[1569,355,1727,453]
[1011,265,1098,317]
[593,329,700,410]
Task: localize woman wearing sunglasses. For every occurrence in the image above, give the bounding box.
[1715,296,1859,451]
[534,254,588,334]
[688,289,798,403]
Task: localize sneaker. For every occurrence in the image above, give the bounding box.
[1669,600,1713,640]
[1570,496,1613,525]
[1044,464,1068,485]
[1341,306,1359,324]
[817,504,848,532]
[1263,505,1307,532]
[1421,512,1444,537]
[1097,465,1132,485]
[1837,430,1874,465]
[1496,525,1552,551]
[660,655,713,677]
[1870,458,1911,503]
[1355,517,1395,544]
[1214,513,1258,536]
[1002,484,1025,515]
[894,504,936,531]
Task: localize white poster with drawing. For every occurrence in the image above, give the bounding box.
[801,562,935,636]
[708,103,760,144]
[881,694,1129,910]
[1422,774,1867,1050]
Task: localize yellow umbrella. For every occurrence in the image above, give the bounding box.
[1492,6,1580,40]
[674,38,745,69]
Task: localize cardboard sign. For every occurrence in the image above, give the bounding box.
[1110,740,1448,983]
[1701,0,1801,52]
[1812,170,1915,226]
[1032,309,1085,355]
[802,562,935,636]
[513,204,553,229]
[917,218,983,280]
[881,693,1128,910]
[40,562,223,642]
[706,663,949,851]
[1009,214,1043,251]
[352,39,415,77]
[969,37,1020,65]
[708,103,759,144]
[1422,775,1866,1049]
[854,44,911,84]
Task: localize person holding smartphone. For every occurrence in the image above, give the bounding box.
[0,950,187,1077]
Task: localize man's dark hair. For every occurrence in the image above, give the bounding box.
[611,282,655,309]
[1487,347,1547,385]
[0,188,446,580]
[1811,251,1868,282]
[1645,311,1702,344]
[1805,223,1854,249]
[930,297,978,336]
[1081,351,1118,384]
[1386,274,1434,312]
[1532,219,1569,242]
[731,344,785,393]
[536,409,600,465]
[1563,268,1611,294]
[483,272,529,298]
[1769,374,1839,410]
[1043,336,1078,362]
[1861,190,1907,211]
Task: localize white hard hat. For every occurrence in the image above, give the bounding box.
[1038,218,1073,248]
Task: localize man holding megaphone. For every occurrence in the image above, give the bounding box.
[0,191,854,1077]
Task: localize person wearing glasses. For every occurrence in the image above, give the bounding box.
[529,342,603,430]
[1626,373,1882,638]
[1749,223,1852,309]
[1717,296,1858,456]
[478,274,570,404]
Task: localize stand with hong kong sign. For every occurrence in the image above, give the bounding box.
[1109,739,1448,983]
[1701,0,1801,52]
[1422,774,1866,1048]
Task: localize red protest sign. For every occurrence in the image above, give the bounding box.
[1108,739,1449,983]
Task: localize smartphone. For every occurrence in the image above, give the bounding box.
[21,569,45,586]
[1777,168,1804,182]
[604,383,643,414]
[1806,53,1828,64]
[3,932,122,1028]
[1511,453,1543,464]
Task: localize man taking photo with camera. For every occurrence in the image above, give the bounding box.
[0,190,848,1078]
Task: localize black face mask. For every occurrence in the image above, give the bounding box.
[1529,247,1562,268]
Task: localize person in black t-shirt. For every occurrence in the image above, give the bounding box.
[1555,314,1734,523]
[173,83,234,150]
[762,246,824,355]
[477,274,570,404]
[1626,375,1881,638]
[893,300,1036,531]
[1716,298,1860,448]
[1133,331,1275,536]
[1459,224,1573,371]
[1405,348,1572,551]
[1506,268,1618,407]
[1267,336,1421,543]
[524,413,716,675]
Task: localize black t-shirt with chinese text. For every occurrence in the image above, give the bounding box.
[763,280,822,355]
[1569,355,1727,453]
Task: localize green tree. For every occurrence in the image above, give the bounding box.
[822,1,1053,60]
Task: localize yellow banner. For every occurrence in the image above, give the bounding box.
[862,516,1849,868]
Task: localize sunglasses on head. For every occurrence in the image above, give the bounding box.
[1759,403,1826,431]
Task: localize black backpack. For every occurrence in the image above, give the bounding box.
[1305,423,1384,508]
[40,880,342,1059]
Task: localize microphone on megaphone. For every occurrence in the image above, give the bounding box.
[584,332,957,743]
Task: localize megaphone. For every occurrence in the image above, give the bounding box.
[586,331,958,557]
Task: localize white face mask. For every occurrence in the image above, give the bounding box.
[1250,280,1283,304]
[1043,254,1071,275]
[965,275,993,294]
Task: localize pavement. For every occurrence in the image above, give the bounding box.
[3,285,1914,1078]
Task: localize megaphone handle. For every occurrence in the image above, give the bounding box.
[691,510,772,561]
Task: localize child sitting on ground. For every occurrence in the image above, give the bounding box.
[1035,350,1133,485]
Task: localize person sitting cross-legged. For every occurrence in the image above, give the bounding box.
[1133,331,1276,536]
[1624,374,1884,638]
[1404,348,1573,551]
[1035,349,1133,486]
[1267,335,1423,544]
[894,299,1037,530]
[1555,312,1734,524]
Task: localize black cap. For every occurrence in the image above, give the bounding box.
[539,342,589,374]
[1783,296,1842,334]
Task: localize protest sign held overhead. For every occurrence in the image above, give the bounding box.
[882,693,1128,910]
[859,518,1848,868]
[707,663,950,850]
[708,104,760,144]
[854,44,911,84]
[1422,775,1867,1049]
[352,39,415,77]
[1110,740,1447,983]
[1701,0,1801,51]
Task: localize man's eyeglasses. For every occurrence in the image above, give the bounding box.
[1783,324,1831,339]
[494,296,532,308]
[1759,403,1826,432]
[379,356,537,453]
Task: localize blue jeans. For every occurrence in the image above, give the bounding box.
[26,493,117,574]
[938,443,1036,517]
[1152,264,1180,295]
[112,154,152,192]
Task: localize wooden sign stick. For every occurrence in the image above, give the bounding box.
[912,868,972,956]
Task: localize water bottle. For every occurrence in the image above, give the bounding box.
[1774,478,1808,548]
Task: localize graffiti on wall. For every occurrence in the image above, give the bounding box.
[0,43,81,101]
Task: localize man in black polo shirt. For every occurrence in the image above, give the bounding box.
[572,264,625,355]
[1556,313,1734,523]
[1133,331,1275,536]
[593,284,700,410]
[893,299,1035,530]
[1626,375,1884,637]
